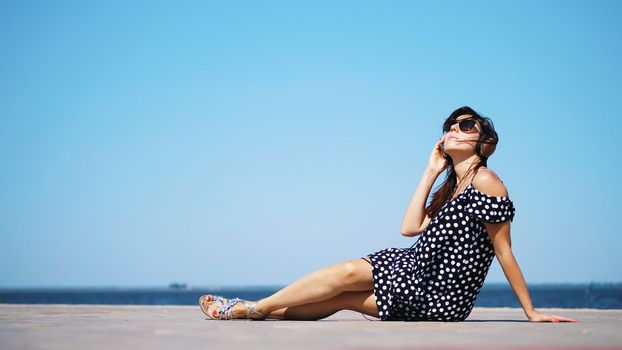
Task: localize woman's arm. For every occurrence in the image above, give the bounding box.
[485,222,577,322]
[475,170,578,322]
[485,221,536,317]
[400,137,447,237]
[400,168,440,236]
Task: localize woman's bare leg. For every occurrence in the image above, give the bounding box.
[266,290,380,320]
[217,258,375,319]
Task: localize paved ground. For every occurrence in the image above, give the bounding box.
[0,304,621,350]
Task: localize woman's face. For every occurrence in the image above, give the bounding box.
[443,114,481,158]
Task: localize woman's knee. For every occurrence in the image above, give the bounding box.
[337,259,373,289]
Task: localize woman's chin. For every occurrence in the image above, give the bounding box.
[445,149,476,159]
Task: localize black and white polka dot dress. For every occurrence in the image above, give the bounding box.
[362,182,516,321]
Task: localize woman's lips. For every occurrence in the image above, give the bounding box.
[447,136,459,141]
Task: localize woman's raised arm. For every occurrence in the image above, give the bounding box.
[400,137,447,237]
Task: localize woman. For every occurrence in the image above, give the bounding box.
[199,106,578,323]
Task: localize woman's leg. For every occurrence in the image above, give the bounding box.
[219,258,375,319]
[266,290,379,320]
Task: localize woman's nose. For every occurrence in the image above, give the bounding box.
[449,122,460,133]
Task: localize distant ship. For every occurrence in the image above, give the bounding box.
[168,282,192,290]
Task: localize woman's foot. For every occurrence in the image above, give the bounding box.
[199,295,229,318]
[202,296,269,320]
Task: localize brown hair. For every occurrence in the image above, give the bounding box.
[425,106,499,219]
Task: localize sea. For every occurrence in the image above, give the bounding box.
[1,283,621,309]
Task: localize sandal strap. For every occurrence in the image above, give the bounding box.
[245,302,267,318]
[218,298,267,320]
[211,295,229,305]
[219,298,242,319]
[202,294,227,303]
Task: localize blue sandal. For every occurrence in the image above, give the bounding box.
[200,295,268,320]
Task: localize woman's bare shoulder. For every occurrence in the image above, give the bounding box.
[472,167,509,197]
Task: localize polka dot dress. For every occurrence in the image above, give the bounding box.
[362,182,516,321]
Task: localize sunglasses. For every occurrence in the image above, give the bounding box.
[443,119,479,133]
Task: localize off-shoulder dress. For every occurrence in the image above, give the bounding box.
[361,181,516,321]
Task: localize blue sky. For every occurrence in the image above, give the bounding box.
[1,0,620,288]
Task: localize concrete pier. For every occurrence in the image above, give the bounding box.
[0,304,620,350]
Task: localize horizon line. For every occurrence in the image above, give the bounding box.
[1,281,621,290]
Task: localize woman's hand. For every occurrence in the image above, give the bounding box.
[427,136,449,174]
[527,309,579,323]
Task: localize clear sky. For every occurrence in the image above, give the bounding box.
[1,0,621,288]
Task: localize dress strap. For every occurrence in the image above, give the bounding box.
[454,166,481,198]
[466,166,483,187]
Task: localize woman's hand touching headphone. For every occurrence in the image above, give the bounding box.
[428,136,449,174]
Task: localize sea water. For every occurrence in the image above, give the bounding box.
[1,283,620,309]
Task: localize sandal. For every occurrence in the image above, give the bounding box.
[199,294,229,318]
[205,297,269,320]
[219,298,269,320]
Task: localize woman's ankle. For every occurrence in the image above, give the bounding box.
[253,299,274,316]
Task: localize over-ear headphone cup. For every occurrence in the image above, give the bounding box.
[479,138,497,158]
[480,143,496,157]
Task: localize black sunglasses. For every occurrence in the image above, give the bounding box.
[443,119,479,133]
